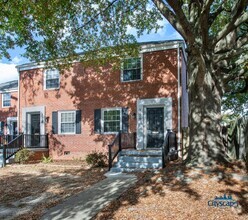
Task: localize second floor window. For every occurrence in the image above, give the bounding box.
[122,57,142,82]
[2,93,11,107]
[44,69,60,90]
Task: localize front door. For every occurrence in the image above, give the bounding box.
[146,107,164,148]
[30,113,40,146]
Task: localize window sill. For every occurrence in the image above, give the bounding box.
[44,87,60,91]
[121,79,143,83]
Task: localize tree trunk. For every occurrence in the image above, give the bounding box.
[185,55,228,166]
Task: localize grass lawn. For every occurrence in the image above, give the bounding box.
[0,161,107,220]
[96,161,248,220]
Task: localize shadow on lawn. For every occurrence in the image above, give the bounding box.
[0,165,106,219]
[95,160,248,219]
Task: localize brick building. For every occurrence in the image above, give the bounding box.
[0,80,18,137]
[15,40,188,160]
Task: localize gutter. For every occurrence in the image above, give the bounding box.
[177,43,181,157]
[16,67,20,135]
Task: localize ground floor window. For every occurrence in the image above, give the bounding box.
[102,108,122,133]
[58,111,76,134]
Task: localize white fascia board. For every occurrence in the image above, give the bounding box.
[0,89,18,93]
[16,41,186,72]
[140,41,185,53]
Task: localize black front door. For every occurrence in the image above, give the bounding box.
[146,107,164,148]
[30,113,40,146]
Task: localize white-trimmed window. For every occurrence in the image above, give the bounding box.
[2,93,11,107]
[121,57,142,82]
[101,108,122,133]
[44,69,60,90]
[58,111,76,134]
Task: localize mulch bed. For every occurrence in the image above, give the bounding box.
[0,162,107,219]
[96,161,248,220]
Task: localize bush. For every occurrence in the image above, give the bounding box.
[85,151,107,167]
[15,148,33,164]
[42,154,53,163]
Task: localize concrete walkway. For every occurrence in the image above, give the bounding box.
[41,173,137,220]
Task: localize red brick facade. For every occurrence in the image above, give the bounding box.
[0,88,18,135]
[18,44,187,160]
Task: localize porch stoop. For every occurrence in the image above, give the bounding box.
[110,149,162,173]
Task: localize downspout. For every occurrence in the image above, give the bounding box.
[177,44,181,157]
[16,67,20,135]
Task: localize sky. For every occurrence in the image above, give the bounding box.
[0,17,182,84]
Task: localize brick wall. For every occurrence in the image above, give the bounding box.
[19,49,180,160]
[0,91,18,134]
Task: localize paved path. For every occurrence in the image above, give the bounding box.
[41,173,137,220]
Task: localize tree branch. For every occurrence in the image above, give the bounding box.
[215,48,248,65]
[152,0,190,41]
[161,0,195,43]
[212,0,248,46]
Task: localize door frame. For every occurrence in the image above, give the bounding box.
[26,112,41,135]
[22,106,45,135]
[7,117,18,135]
[136,98,172,150]
[144,106,165,149]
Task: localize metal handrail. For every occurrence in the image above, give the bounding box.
[162,129,178,168]
[108,131,122,171]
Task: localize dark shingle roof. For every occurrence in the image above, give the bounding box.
[0,80,18,92]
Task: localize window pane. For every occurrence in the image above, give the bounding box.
[2,93,11,107]
[122,58,141,81]
[103,110,121,132]
[61,123,75,133]
[46,69,60,89]
[46,79,59,89]
[61,112,75,123]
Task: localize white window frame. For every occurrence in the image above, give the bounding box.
[2,93,11,108]
[44,69,60,90]
[58,110,76,135]
[121,55,143,82]
[101,107,122,134]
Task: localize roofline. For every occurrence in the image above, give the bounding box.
[16,40,186,72]
[0,80,18,93]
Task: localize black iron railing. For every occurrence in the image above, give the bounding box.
[4,134,24,161]
[162,129,178,168]
[23,134,48,148]
[108,131,136,171]
[108,131,121,171]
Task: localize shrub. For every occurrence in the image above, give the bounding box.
[42,154,53,163]
[86,151,107,167]
[15,148,33,164]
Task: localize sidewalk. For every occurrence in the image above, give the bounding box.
[41,173,137,220]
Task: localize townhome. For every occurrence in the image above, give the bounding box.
[0,80,18,138]
[15,40,188,167]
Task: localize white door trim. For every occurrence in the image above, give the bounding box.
[7,117,18,135]
[22,106,45,135]
[136,98,172,150]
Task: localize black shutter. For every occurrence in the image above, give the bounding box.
[0,121,4,134]
[94,109,101,133]
[76,110,81,134]
[122,108,129,133]
[52,111,58,134]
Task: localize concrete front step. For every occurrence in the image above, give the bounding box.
[120,149,162,157]
[118,156,162,163]
[110,167,148,173]
[115,161,162,169]
[109,149,164,173]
